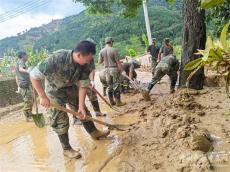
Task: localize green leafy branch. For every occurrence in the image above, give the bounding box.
[184,22,230,97]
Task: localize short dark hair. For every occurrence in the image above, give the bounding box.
[74,40,96,55]
[17,51,27,59]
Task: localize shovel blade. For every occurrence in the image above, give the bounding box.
[32,113,45,128]
[141,90,151,101]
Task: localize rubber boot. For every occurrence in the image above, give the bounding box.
[90,129,110,140]
[58,133,81,159]
[91,100,106,117]
[103,87,107,96]
[24,111,33,122]
[108,92,115,106]
[170,89,175,94]
[147,83,154,93]
[114,92,126,107]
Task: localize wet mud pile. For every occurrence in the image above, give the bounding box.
[116,89,230,172]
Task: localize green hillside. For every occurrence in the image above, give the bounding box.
[0,1,183,57]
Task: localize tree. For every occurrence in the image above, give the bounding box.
[179,0,206,89]
[73,0,175,17]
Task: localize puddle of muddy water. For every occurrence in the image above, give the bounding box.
[0,99,139,172]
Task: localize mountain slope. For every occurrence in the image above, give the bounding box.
[0,1,182,57]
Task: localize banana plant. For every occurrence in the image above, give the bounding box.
[184,22,230,97]
[201,0,225,9]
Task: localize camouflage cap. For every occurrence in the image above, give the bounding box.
[105,37,114,44]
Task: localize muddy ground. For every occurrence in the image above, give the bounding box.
[1,71,230,172]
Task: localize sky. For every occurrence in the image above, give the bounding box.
[0,0,85,40]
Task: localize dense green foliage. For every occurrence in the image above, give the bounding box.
[0,0,183,58]
[73,0,182,17]
[206,0,230,37]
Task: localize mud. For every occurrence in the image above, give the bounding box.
[1,71,230,172]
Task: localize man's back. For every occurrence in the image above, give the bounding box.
[159,55,179,71]
[99,45,119,68]
[16,60,30,87]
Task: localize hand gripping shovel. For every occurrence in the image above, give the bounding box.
[50,103,129,131]
[90,87,122,113]
[122,74,151,101]
[31,87,46,128]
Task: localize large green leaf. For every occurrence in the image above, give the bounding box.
[204,47,223,64]
[184,58,203,71]
[201,0,224,9]
[220,22,230,52]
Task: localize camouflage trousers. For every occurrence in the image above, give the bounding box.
[105,68,121,94]
[150,65,178,90]
[151,58,157,76]
[46,86,96,135]
[99,70,108,90]
[87,88,98,102]
[19,87,33,118]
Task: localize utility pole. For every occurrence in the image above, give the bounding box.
[143,0,152,45]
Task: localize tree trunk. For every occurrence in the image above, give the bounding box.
[179,0,206,90]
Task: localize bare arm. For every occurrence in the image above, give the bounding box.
[98,52,104,64]
[78,87,87,119]
[19,67,29,73]
[116,60,123,72]
[89,69,95,81]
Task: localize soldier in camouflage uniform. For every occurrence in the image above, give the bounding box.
[15,51,33,122]
[121,59,141,93]
[98,37,126,106]
[147,54,179,94]
[147,38,160,76]
[30,41,110,159]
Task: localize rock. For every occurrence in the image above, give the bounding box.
[196,111,206,116]
[176,127,188,139]
[160,129,168,138]
[189,134,214,152]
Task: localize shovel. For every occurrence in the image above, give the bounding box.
[50,103,129,131]
[122,74,151,101]
[90,87,122,113]
[31,87,46,128]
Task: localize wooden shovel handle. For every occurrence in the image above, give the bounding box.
[91,87,112,107]
[50,103,112,128]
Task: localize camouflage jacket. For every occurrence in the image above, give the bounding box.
[157,54,179,72]
[16,60,30,88]
[30,49,95,91]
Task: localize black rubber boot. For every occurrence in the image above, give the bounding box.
[91,100,101,112]
[103,87,107,96]
[91,100,106,116]
[58,133,72,150]
[58,133,81,159]
[108,92,115,106]
[147,83,154,93]
[114,92,126,107]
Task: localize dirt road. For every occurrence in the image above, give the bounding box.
[1,71,230,172]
